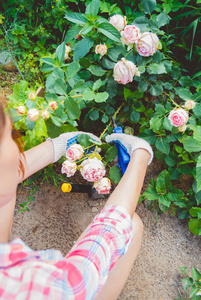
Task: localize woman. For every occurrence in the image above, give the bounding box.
[0,102,153,299]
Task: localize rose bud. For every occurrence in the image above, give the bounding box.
[124,126,134,135]
[95,44,107,56]
[66,144,84,162]
[74,33,82,40]
[42,110,50,120]
[80,157,106,182]
[168,108,188,127]
[178,124,187,132]
[27,108,40,122]
[28,93,37,101]
[61,160,77,177]
[49,101,58,111]
[16,106,26,115]
[93,177,111,194]
[113,57,140,85]
[136,32,161,57]
[109,15,127,31]
[64,45,71,60]
[185,100,196,110]
[121,25,141,45]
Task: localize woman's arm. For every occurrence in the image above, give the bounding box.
[18,140,54,183]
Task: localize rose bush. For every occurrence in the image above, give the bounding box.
[8,0,201,235]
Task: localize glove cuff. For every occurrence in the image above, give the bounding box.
[50,137,67,163]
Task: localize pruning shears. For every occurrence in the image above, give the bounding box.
[111,117,130,175]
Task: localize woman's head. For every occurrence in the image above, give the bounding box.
[0,103,23,205]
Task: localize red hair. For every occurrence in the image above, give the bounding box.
[0,101,25,178]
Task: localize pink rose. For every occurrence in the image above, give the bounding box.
[121,25,141,45]
[49,101,58,111]
[16,106,26,115]
[113,57,140,85]
[185,100,196,110]
[66,144,84,162]
[168,108,188,127]
[109,15,127,31]
[27,108,40,122]
[80,157,106,182]
[28,93,37,101]
[137,32,161,57]
[93,177,111,194]
[42,110,50,120]
[95,44,107,56]
[61,160,77,177]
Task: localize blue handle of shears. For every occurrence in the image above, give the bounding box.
[114,127,130,174]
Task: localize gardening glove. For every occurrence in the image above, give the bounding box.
[105,133,153,165]
[51,131,101,163]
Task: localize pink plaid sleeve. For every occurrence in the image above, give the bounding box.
[0,205,133,299]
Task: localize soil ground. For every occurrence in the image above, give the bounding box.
[10,160,201,300]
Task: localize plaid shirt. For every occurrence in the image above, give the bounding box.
[0,205,133,300]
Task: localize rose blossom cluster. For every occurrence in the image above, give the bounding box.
[168,108,189,132]
[61,144,111,194]
[16,95,59,122]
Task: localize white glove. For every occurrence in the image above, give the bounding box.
[51,131,101,163]
[105,133,153,165]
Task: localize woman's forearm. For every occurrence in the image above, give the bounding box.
[105,149,150,217]
[18,140,54,183]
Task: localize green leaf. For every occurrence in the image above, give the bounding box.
[175,87,193,101]
[51,115,63,127]
[138,81,148,92]
[109,166,122,184]
[66,61,80,79]
[88,65,106,76]
[98,23,121,42]
[25,117,36,130]
[188,218,201,235]
[89,110,99,120]
[156,11,170,27]
[86,0,100,16]
[34,118,48,138]
[189,285,200,298]
[179,266,187,275]
[93,79,103,91]
[180,136,201,152]
[158,195,171,207]
[150,117,162,131]
[80,23,94,35]
[83,91,95,100]
[182,277,193,291]
[196,154,201,192]
[64,12,88,25]
[155,104,166,116]
[156,170,171,193]
[193,103,201,117]
[65,25,82,43]
[163,117,172,131]
[47,124,61,138]
[147,63,167,75]
[54,78,67,96]
[150,85,163,96]
[189,207,201,218]
[171,66,181,80]
[94,92,109,103]
[102,57,115,69]
[130,110,140,123]
[64,97,81,119]
[143,187,158,200]
[56,42,65,64]
[141,0,156,14]
[191,267,201,281]
[155,137,170,155]
[102,114,108,123]
[105,145,118,162]
[132,16,149,32]
[73,37,94,61]
[77,134,91,147]
[168,187,184,201]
